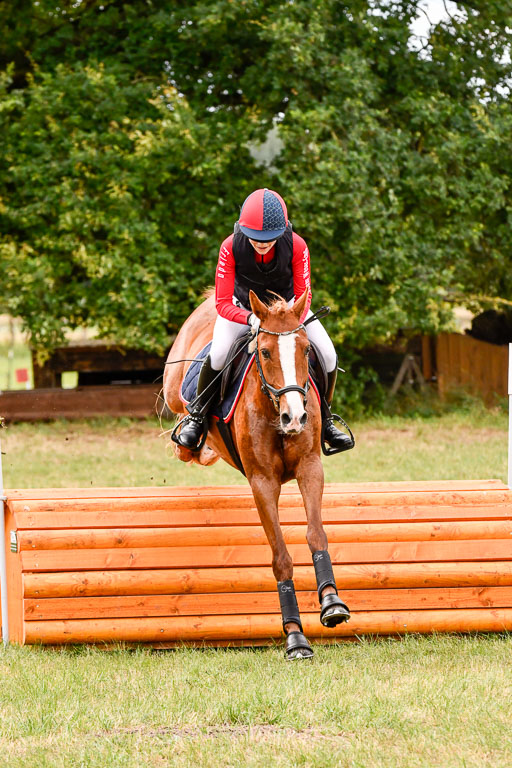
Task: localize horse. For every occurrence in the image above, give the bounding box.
[163,288,350,659]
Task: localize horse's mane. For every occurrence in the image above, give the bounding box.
[266,294,291,318]
[203,286,291,317]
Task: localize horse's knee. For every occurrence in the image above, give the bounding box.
[306,525,328,554]
[272,551,293,582]
[197,443,219,466]
[172,443,195,464]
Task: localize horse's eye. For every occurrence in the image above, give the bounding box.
[305,345,311,357]
[261,348,271,360]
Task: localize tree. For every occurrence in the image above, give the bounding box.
[1,1,511,379]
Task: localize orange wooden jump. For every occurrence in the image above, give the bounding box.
[2,480,512,646]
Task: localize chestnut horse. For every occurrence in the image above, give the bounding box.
[163,288,350,659]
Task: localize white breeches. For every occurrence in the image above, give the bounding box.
[210,309,337,373]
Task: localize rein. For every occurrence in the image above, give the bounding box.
[168,305,331,417]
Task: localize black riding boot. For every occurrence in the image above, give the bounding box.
[176,355,221,450]
[322,368,354,452]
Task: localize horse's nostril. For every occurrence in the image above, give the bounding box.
[300,412,308,426]
[281,412,291,426]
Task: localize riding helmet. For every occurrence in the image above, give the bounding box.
[238,188,288,241]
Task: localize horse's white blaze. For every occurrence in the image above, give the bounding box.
[278,333,305,426]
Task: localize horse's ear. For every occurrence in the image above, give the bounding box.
[249,290,269,320]
[292,288,310,321]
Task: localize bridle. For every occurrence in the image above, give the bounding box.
[254,306,330,413]
[254,324,310,412]
[168,305,331,426]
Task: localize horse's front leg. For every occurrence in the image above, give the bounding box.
[248,472,314,660]
[295,454,351,627]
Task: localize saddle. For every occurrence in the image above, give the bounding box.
[180,333,254,423]
[308,342,328,401]
[180,335,325,475]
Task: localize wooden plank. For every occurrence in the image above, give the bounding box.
[23,562,512,598]
[19,539,512,573]
[436,333,448,398]
[17,520,512,551]
[11,503,512,531]
[434,333,508,402]
[421,336,434,381]
[0,384,158,422]
[23,608,512,644]
[6,479,509,501]
[34,344,166,375]
[3,504,25,644]
[10,486,512,530]
[23,586,512,621]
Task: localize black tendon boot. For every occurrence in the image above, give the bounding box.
[321,368,355,454]
[277,580,314,660]
[313,551,351,628]
[176,355,221,450]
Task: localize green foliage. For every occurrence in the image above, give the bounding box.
[0,60,253,350]
[1,1,511,367]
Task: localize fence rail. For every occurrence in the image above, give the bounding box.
[434,333,508,402]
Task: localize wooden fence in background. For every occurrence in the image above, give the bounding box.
[0,384,160,422]
[428,333,508,403]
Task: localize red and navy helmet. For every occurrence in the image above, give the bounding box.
[238,188,288,241]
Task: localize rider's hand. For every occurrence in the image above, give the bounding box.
[247,313,261,336]
[247,313,260,353]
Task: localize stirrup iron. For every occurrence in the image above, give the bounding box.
[321,413,355,456]
[171,414,208,452]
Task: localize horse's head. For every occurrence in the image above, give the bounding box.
[249,289,311,435]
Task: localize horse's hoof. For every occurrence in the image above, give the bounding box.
[284,631,314,660]
[320,594,351,628]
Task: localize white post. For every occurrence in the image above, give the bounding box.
[509,344,512,491]
[0,433,8,645]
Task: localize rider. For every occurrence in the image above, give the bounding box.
[177,188,353,452]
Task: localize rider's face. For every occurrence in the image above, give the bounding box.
[249,239,277,256]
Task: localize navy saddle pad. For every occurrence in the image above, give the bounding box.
[180,342,254,423]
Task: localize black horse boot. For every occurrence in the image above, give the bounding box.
[322,368,354,453]
[176,355,221,450]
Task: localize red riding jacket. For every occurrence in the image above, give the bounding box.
[215,232,312,324]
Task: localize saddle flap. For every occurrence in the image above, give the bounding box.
[180,337,254,424]
[308,340,328,398]
[220,331,252,401]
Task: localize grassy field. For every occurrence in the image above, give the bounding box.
[1,636,511,768]
[1,403,511,767]
[1,398,508,488]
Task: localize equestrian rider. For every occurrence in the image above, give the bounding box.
[177,188,353,452]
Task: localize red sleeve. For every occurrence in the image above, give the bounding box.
[215,235,251,324]
[292,233,312,322]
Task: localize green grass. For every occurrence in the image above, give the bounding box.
[1,399,508,488]
[1,402,511,767]
[1,636,512,767]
